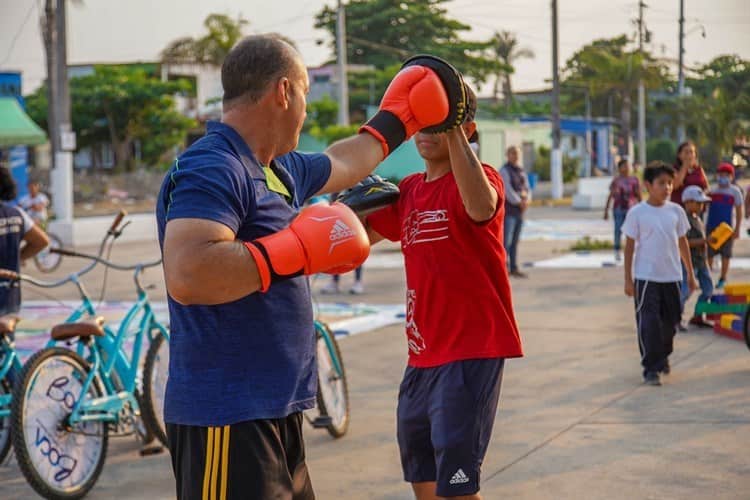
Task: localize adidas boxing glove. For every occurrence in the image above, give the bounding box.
[244,202,370,292]
[360,65,450,156]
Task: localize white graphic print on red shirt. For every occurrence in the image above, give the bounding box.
[405,289,426,355]
[402,209,450,247]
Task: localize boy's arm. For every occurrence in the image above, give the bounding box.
[624,237,635,297]
[679,235,697,292]
[734,203,743,238]
[603,192,613,219]
[688,237,706,248]
[446,127,498,222]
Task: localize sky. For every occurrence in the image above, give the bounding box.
[1,0,749,96]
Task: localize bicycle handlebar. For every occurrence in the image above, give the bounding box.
[109,209,127,234]
[50,248,162,272]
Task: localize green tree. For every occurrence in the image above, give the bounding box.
[314,0,501,85]
[562,35,669,155]
[161,14,248,66]
[491,31,533,106]
[26,67,196,170]
[682,55,750,166]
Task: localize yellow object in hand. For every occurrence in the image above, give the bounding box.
[708,222,734,251]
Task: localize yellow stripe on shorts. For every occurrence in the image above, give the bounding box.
[202,427,214,500]
[220,425,230,500]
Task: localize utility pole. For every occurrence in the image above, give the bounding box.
[550,0,563,199]
[336,0,350,126]
[637,0,647,167]
[584,88,592,177]
[42,0,58,157]
[49,0,74,243]
[677,0,686,143]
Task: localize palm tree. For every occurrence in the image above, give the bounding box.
[491,31,534,106]
[161,14,248,66]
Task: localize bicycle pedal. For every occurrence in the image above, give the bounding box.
[139,445,165,457]
[311,416,333,428]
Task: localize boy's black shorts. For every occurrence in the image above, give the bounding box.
[708,238,733,258]
[167,413,314,500]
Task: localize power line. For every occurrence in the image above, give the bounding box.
[1,0,39,67]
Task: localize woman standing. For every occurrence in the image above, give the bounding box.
[671,141,708,205]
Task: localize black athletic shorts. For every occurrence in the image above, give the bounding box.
[166,413,314,500]
[397,358,505,497]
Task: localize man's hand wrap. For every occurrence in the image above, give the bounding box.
[244,202,370,292]
[335,175,400,214]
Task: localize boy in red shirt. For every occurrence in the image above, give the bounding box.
[366,87,523,500]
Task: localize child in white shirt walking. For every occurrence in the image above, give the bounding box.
[622,162,697,386]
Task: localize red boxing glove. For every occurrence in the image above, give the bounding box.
[244,202,370,292]
[360,65,449,156]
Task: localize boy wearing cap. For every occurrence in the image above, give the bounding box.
[682,186,713,327]
[706,163,744,289]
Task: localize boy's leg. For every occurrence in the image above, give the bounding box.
[695,265,714,308]
[398,367,438,494]
[429,359,504,498]
[659,282,682,371]
[634,280,666,376]
[613,209,626,253]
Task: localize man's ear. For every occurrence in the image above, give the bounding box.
[275,77,291,109]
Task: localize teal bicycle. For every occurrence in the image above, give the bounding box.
[0,315,23,464]
[308,319,350,438]
[9,247,169,498]
[0,211,129,467]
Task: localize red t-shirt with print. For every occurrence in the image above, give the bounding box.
[366,165,523,368]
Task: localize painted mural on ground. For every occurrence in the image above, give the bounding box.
[11,301,405,360]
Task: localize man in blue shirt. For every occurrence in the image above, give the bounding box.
[157,34,458,499]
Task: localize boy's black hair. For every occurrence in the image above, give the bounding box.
[0,167,17,202]
[617,159,629,169]
[643,161,675,184]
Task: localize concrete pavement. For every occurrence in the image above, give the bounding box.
[1,211,749,499]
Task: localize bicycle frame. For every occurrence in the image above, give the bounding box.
[0,336,23,419]
[44,258,169,427]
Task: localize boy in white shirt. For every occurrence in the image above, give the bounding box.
[622,162,697,386]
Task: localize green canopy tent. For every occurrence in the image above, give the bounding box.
[0,97,47,147]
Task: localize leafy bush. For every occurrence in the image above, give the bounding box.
[646,138,676,164]
[569,236,614,251]
[533,145,580,183]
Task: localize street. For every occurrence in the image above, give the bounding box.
[1,208,749,499]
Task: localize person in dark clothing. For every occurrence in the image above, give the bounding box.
[0,167,49,318]
[499,145,530,278]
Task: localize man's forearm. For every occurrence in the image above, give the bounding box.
[446,128,498,222]
[320,133,385,194]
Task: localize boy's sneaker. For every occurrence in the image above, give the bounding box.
[320,281,340,295]
[688,316,712,328]
[716,278,726,289]
[615,251,622,261]
[643,371,662,386]
[660,362,671,375]
[349,281,364,295]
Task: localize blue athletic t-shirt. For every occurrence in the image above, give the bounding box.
[156,121,332,426]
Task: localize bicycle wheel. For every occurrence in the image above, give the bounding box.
[34,233,63,273]
[142,331,169,446]
[0,379,11,465]
[11,347,108,499]
[315,323,350,438]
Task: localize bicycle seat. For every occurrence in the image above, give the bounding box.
[51,317,105,341]
[0,316,18,336]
